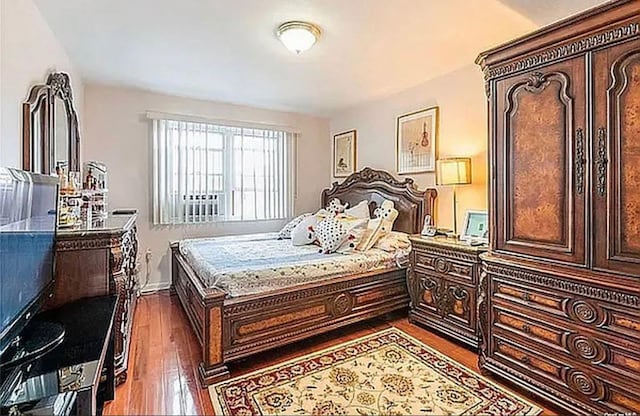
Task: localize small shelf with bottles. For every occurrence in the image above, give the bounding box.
[56,161,109,228]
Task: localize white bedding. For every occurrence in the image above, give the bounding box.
[178,232,409,297]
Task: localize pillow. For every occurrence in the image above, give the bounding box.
[316,216,368,254]
[315,216,348,254]
[375,231,411,252]
[336,219,369,254]
[278,213,311,239]
[291,215,320,246]
[344,200,370,219]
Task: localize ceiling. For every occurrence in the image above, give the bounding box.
[35,0,608,116]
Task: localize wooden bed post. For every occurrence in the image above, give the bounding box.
[198,290,229,387]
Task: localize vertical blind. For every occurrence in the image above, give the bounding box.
[152,118,297,225]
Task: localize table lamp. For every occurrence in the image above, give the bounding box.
[436,157,472,237]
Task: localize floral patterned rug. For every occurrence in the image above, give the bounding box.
[209,328,542,415]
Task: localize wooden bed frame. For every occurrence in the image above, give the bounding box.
[170,167,437,386]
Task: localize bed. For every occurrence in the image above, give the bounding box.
[170,167,437,386]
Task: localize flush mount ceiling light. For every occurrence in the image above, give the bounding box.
[277,21,321,54]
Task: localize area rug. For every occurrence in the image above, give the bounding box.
[209,328,542,415]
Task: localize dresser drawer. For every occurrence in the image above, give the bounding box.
[490,334,640,414]
[491,276,640,343]
[413,245,477,283]
[493,304,640,382]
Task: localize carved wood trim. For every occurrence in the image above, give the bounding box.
[321,167,437,234]
[607,50,640,261]
[595,127,608,197]
[575,128,586,195]
[479,22,640,81]
[414,245,479,263]
[225,269,404,315]
[503,70,574,250]
[22,84,50,172]
[478,263,489,368]
[484,261,640,308]
[484,357,596,414]
[56,234,126,251]
[22,72,81,174]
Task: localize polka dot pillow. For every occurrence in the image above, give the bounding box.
[277,213,312,239]
[315,216,349,254]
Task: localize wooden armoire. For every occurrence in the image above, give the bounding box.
[476,1,640,414]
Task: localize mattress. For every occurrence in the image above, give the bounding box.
[178,232,408,297]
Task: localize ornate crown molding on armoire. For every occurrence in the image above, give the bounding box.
[476,1,640,414]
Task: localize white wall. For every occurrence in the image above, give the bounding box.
[330,65,488,232]
[83,84,330,290]
[0,0,83,168]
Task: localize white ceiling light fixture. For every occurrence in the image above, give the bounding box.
[276,21,321,54]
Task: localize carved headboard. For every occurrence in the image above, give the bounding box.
[321,168,437,234]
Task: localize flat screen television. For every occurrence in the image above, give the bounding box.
[0,167,59,357]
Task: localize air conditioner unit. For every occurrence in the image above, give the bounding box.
[184,193,225,219]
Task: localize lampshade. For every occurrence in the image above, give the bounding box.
[277,21,321,54]
[436,158,472,186]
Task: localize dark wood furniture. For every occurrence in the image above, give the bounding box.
[407,236,486,349]
[52,213,139,386]
[171,167,437,386]
[23,72,81,174]
[476,1,640,414]
[0,296,117,416]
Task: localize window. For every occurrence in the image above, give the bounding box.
[151,117,297,224]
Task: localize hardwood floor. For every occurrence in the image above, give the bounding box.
[104,292,558,415]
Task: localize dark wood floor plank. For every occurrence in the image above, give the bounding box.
[169,294,204,415]
[144,295,166,415]
[159,293,185,416]
[106,292,556,416]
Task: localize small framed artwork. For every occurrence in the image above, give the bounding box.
[396,106,438,174]
[460,210,489,243]
[333,130,357,177]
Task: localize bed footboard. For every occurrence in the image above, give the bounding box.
[221,269,409,362]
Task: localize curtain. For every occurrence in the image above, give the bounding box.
[152,118,296,225]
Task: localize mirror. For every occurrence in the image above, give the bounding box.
[22,72,80,175]
[54,98,70,172]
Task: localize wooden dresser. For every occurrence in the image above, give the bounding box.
[52,213,139,385]
[407,235,487,349]
[476,1,640,414]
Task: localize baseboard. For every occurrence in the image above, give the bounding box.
[139,281,172,295]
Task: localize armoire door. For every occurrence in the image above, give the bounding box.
[593,40,640,278]
[493,56,587,266]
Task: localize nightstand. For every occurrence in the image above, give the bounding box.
[407,235,487,349]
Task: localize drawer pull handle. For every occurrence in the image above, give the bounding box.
[521,292,531,302]
[575,128,586,195]
[521,324,531,333]
[520,355,530,365]
[596,127,608,197]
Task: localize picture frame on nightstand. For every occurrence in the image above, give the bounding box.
[460,210,488,244]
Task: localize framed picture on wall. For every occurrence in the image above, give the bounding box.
[333,130,357,177]
[396,106,438,174]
